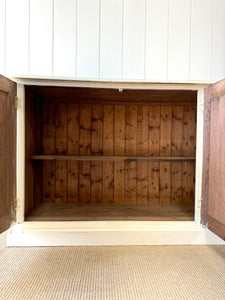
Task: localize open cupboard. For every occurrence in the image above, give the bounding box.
[1,75,225,246]
[25,86,196,221]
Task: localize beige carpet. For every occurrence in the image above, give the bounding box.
[0,232,225,300]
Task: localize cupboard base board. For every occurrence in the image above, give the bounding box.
[25,203,194,222]
[7,222,225,246]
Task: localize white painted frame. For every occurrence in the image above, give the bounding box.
[8,78,225,246]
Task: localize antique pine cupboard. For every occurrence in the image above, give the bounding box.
[0,75,225,246]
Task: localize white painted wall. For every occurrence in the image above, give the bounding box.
[0,0,225,82]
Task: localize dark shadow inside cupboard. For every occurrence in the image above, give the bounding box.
[25,85,197,221]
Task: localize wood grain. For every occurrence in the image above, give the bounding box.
[103,105,114,203]
[55,103,67,203]
[114,105,125,203]
[67,104,79,203]
[28,99,197,208]
[201,85,211,225]
[79,105,91,203]
[43,103,55,203]
[125,106,137,203]
[171,106,183,204]
[149,106,160,157]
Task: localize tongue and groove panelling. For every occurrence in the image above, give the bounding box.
[1,0,225,81]
[42,103,196,204]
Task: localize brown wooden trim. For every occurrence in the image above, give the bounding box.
[211,78,225,98]
[208,215,225,241]
[31,155,196,162]
[201,85,211,225]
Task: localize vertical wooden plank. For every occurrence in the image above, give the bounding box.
[67,161,78,203]
[91,105,103,156]
[183,105,196,205]
[171,106,183,157]
[160,106,172,156]
[5,0,29,74]
[148,162,160,203]
[212,0,225,81]
[126,106,137,156]
[53,0,76,77]
[42,103,55,203]
[125,106,137,203]
[102,162,114,203]
[100,0,123,78]
[55,161,67,203]
[167,0,190,80]
[77,0,100,78]
[149,106,160,157]
[79,161,91,203]
[160,162,171,204]
[103,105,114,155]
[137,162,148,204]
[55,103,67,203]
[171,162,183,204]
[137,106,149,156]
[55,103,67,154]
[0,0,5,73]
[183,162,195,206]
[171,106,183,204]
[190,0,213,80]
[80,104,91,156]
[91,105,103,203]
[79,104,91,203]
[145,0,169,80]
[68,104,79,155]
[115,105,126,155]
[137,106,148,204]
[125,161,137,204]
[30,0,53,75]
[123,0,146,79]
[160,106,172,203]
[114,105,125,203]
[103,105,114,203]
[43,103,56,155]
[148,106,160,203]
[114,161,125,203]
[67,104,79,203]
[183,106,196,156]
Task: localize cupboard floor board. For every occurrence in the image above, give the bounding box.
[26,203,194,221]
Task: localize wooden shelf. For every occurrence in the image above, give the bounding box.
[31,155,196,162]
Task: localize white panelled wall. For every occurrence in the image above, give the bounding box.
[0,0,225,81]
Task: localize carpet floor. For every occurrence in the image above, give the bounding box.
[0,232,225,300]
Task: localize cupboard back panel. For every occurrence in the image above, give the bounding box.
[42,103,196,205]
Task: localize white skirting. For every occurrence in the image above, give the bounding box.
[7,221,225,246]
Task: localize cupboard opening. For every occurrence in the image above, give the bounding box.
[24,85,197,221]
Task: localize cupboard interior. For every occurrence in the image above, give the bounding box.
[25,86,197,221]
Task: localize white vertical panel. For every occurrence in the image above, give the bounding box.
[168,0,190,80]
[0,0,5,74]
[53,0,76,77]
[5,0,29,75]
[190,0,213,81]
[212,0,225,81]
[145,0,168,80]
[77,0,100,78]
[123,0,146,79]
[30,0,53,76]
[100,0,123,79]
